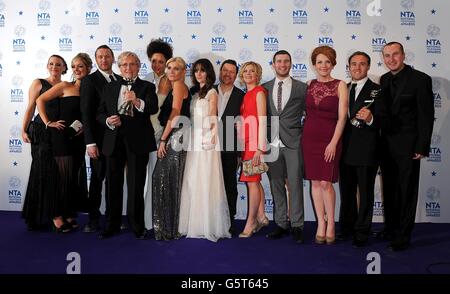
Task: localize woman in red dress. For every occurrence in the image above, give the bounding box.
[238,61,269,238]
[301,46,348,244]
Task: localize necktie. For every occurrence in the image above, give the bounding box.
[349,83,357,111]
[277,81,283,113]
[109,75,115,83]
[390,75,397,100]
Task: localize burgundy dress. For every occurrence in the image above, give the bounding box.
[239,85,266,182]
[302,79,342,183]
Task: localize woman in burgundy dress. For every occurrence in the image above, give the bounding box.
[238,61,269,238]
[301,46,348,244]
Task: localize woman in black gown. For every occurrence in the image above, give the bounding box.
[36,53,92,233]
[21,55,67,230]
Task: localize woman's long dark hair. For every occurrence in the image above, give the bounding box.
[190,58,216,99]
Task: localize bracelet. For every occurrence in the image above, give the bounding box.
[45,121,52,129]
[160,138,167,143]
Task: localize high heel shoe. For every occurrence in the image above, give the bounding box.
[326,236,336,245]
[253,216,270,233]
[315,235,326,244]
[238,230,254,238]
[66,219,79,229]
[53,222,72,233]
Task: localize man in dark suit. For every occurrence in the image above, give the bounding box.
[97,51,158,239]
[378,42,434,251]
[80,45,119,233]
[337,51,385,247]
[263,50,307,243]
[215,59,244,235]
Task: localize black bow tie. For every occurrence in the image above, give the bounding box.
[121,78,135,86]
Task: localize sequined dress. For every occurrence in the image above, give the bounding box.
[152,90,191,240]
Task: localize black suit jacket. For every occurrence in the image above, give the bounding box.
[380,64,434,157]
[97,77,158,156]
[342,78,385,166]
[214,85,244,153]
[80,70,120,149]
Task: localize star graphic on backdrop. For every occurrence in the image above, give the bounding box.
[138,34,144,39]
[432,62,437,68]
[16,61,20,65]
[114,8,119,13]
[216,60,221,65]
[65,10,69,15]
[351,34,356,40]
[431,9,436,15]
[164,8,169,13]
[378,8,383,14]
[191,34,197,39]
[431,171,437,176]
[240,196,245,200]
[89,34,95,40]
[377,61,383,67]
[269,61,273,66]
[41,35,46,40]
[324,7,329,13]
[297,34,303,39]
[14,110,19,115]
[269,8,275,13]
[13,161,18,167]
[406,36,411,41]
[217,8,223,13]
[243,34,248,39]
[19,11,23,16]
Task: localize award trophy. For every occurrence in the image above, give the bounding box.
[350,89,379,128]
[118,78,134,117]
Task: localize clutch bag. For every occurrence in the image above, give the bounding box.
[242,159,269,176]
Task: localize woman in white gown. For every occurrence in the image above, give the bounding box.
[178,58,231,242]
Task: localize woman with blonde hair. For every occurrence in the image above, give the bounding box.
[238,61,269,238]
[36,53,92,233]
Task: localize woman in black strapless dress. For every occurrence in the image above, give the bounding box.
[36,53,92,233]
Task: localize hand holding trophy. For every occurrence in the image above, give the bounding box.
[118,78,134,117]
[350,89,379,128]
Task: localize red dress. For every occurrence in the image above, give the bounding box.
[239,85,266,182]
[301,79,342,183]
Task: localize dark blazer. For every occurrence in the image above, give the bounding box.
[263,78,307,149]
[214,85,245,153]
[342,78,385,166]
[80,70,120,148]
[380,64,434,157]
[97,77,158,156]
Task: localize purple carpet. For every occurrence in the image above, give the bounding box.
[1,211,450,274]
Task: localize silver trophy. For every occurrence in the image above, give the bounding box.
[118,78,134,117]
[350,89,379,128]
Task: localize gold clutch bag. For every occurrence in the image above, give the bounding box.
[242,159,269,176]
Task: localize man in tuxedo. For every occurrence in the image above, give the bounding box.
[215,59,245,235]
[337,51,385,247]
[97,51,158,239]
[263,50,307,244]
[378,42,434,251]
[80,45,119,233]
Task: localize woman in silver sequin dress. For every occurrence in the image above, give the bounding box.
[152,57,191,240]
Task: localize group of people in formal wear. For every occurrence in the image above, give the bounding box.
[21,40,434,251]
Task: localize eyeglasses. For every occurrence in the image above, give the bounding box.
[119,63,138,68]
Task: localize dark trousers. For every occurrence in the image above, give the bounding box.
[221,151,239,226]
[87,154,107,222]
[339,162,378,240]
[105,136,149,235]
[380,150,420,244]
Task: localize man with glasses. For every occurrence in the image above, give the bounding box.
[97,51,158,239]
